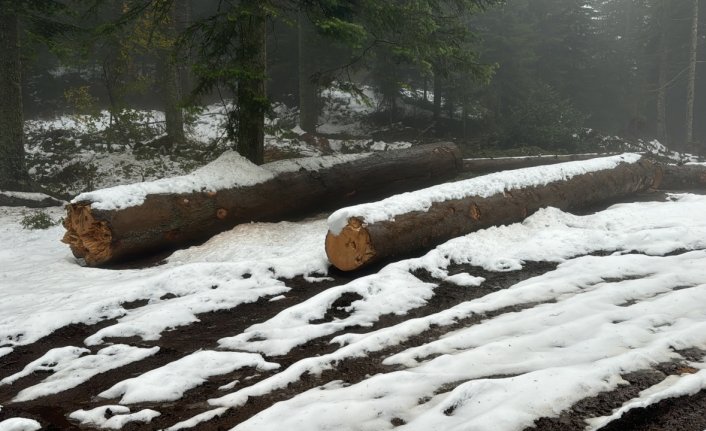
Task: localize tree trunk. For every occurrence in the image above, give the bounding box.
[325,157,661,271]
[433,65,442,128]
[656,1,668,144]
[174,0,193,98]
[0,7,27,190]
[685,0,699,150]
[298,8,318,133]
[159,3,185,145]
[62,143,462,266]
[236,1,267,165]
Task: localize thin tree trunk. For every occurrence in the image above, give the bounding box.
[298,8,318,133]
[686,0,699,150]
[656,1,669,144]
[433,65,442,136]
[174,0,193,98]
[160,4,185,145]
[0,7,27,190]
[236,1,267,165]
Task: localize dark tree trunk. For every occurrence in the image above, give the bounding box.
[326,157,661,271]
[433,66,442,126]
[685,0,699,150]
[174,0,193,98]
[62,143,463,266]
[298,8,318,133]
[159,3,185,145]
[656,1,668,145]
[0,7,27,190]
[236,1,267,165]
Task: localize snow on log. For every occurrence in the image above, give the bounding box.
[325,154,661,271]
[659,163,706,190]
[0,190,64,208]
[462,153,616,174]
[62,143,462,266]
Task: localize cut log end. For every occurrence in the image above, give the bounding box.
[325,218,376,271]
[61,204,113,266]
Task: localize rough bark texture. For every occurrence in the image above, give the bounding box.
[62,143,462,266]
[659,164,706,190]
[0,7,27,190]
[462,154,616,175]
[237,2,267,165]
[326,157,662,271]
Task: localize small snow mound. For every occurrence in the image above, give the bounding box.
[73,151,274,210]
[0,418,41,431]
[69,405,160,429]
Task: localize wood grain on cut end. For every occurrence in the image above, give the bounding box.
[325,218,376,271]
[61,204,113,266]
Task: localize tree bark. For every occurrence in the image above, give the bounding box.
[685,0,699,150]
[659,163,706,190]
[298,8,319,133]
[325,157,662,271]
[0,7,28,190]
[62,143,462,266]
[159,3,185,145]
[236,1,267,165]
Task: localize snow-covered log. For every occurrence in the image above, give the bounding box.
[659,163,706,190]
[325,154,662,271]
[0,190,64,208]
[62,143,462,266]
[462,153,616,174]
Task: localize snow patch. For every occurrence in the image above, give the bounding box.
[12,345,159,402]
[0,418,41,431]
[99,351,279,404]
[69,405,160,429]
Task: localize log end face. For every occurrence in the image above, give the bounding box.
[61,203,113,266]
[325,218,375,271]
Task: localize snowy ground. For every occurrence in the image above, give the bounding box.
[2,170,706,429]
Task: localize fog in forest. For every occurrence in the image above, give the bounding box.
[1,0,704,193]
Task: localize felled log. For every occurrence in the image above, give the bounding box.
[62,142,462,266]
[0,191,64,208]
[462,153,616,175]
[325,154,662,271]
[659,163,706,190]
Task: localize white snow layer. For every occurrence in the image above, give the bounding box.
[10,345,158,402]
[223,250,706,431]
[72,151,370,211]
[99,351,279,404]
[0,418,41,431]
[328,152,642,234]
[72,151,274,210]
[0,209,328,351]
[69,405,160,429]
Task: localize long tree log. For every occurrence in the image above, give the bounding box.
[62,143,462,266]
[325,154,662,271]
[462,153,617,175]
